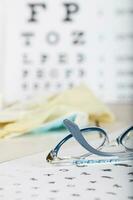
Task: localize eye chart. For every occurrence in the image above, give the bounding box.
[1,0,133,102]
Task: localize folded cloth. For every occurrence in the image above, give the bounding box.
[0,85,115,138]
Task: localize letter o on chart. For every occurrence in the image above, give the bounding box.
[46,32,60,45]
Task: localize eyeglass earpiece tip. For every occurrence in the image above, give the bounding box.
[63,119,74,129]
[63,118,76,126]
[63,119,69,123]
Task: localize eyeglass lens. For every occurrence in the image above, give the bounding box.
[122,129,133,149]
[58,129,106,159]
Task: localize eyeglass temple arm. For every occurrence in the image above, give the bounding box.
[63,119,121,157]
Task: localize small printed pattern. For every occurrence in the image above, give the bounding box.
[0,152,133,200]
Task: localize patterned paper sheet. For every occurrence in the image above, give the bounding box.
[0,152,133,200]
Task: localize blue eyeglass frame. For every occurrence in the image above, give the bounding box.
[46,119,133,163]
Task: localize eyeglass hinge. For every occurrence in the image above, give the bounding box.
[46,150,56,162]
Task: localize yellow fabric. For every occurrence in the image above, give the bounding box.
[0,85,115,138]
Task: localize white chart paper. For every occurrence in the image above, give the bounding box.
[0,152,133,200]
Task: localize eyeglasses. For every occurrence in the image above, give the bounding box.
[46,119,133,166]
